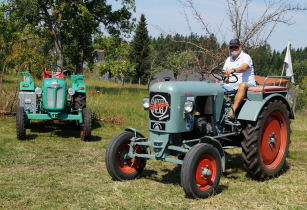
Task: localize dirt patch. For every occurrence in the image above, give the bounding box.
[96,112,124,125]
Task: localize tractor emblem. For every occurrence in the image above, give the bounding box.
[50,81,60,88]
[150,94,169,120]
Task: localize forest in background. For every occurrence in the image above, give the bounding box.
[0,1,306,111]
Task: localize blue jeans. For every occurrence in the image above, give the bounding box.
[223,83,256,92]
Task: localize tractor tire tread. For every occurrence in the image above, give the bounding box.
[81,108,92,141]
[16,107,26,140]
[181,143,221,199]
[105,131,146,181]
[241,99,290,180]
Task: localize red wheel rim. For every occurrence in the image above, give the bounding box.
[80,126,84,137]
[260,111,287,169]
[195,154,217,191]
[117,142,142,174]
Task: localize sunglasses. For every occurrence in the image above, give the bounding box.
[229,46,239,50]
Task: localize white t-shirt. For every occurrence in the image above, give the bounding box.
[223,51,256,89]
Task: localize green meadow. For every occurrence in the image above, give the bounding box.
[0,77,306,209]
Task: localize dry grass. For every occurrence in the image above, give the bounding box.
[0,77,306,209]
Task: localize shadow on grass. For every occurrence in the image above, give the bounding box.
[141,169,158,177]
[28,117,102,141]
[20,134,38,141]
[142,165,181,186]
[225,152,291,180]
[143,165,228,197]
[223,153,245,179]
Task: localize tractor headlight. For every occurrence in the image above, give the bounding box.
[184,101,194,113]
[142,97,150,110]
[68,88,75,96]
[35,87,42,95]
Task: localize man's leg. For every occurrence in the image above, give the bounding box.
[233,82,248,113]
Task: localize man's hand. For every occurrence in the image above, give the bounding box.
[224,68,235,83]
[225,68,235,76]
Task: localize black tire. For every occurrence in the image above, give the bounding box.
[80,108,92,141]
[105,131,147,180]
[241,99,290,180]
[73,93,86,110]
[181,143,222,199]
[16,107,26,140]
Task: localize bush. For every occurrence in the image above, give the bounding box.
[296,91,307,111]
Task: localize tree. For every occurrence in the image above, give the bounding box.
[166,51,194,80]
[225,0,307,47]
[5,26,50,77]
[183,0,306,48]
[7,0,136,73]
[130,14,150,83]
[293,60,307,86]
[176,0,307,76]
[0,4,51,77]
[95,37,135,84]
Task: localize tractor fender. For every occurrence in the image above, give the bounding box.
[125,128,146,138]
[237,93,294,122]
[200,137,226,172]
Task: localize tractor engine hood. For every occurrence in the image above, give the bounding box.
[150,81,224,96]
[148,81,225,133]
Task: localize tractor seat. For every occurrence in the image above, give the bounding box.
[42,70,64,79]
[248,86,287,93]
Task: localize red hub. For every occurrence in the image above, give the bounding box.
[260,112,287,169]
[117,143,142,174]
[195,154,217,191]
[80,126,84,137]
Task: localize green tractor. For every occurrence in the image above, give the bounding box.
[105,69,293,198]
[16,65,92,140]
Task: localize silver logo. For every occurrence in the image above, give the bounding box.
[150,95,169,120]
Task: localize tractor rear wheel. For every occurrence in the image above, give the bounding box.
[241,99,290,180]
[16,107,26,140]
[181,143,222,199]
[73,93,86,110]
[105,131,147,180]
[80,108,92,141]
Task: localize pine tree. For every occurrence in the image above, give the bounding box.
[130,14,150,83]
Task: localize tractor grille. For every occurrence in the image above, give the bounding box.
[149,92,171,121]
[47,87,63,108]
[47,88,53,107]
[56,88,63,108]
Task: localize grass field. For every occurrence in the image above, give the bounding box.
[0,77,307,209]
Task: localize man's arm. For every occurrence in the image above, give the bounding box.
[225,63,249,75]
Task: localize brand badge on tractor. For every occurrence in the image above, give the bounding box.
[150,94,170,121]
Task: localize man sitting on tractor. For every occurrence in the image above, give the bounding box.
[223,39,256,118]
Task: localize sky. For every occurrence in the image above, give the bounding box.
[132,0,307,51]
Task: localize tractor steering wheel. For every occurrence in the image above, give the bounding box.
[49,64,64,72]
[48,64,72,75]
[211,68,238,83]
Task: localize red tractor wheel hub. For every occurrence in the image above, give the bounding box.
[195,154,217,191]
[260,112,288,169]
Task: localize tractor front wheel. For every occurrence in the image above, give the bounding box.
[16,107,26,140]
[80,108,92,141]
[105,131,147,180]
[241,99,290,180]
[181,143,222,199]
